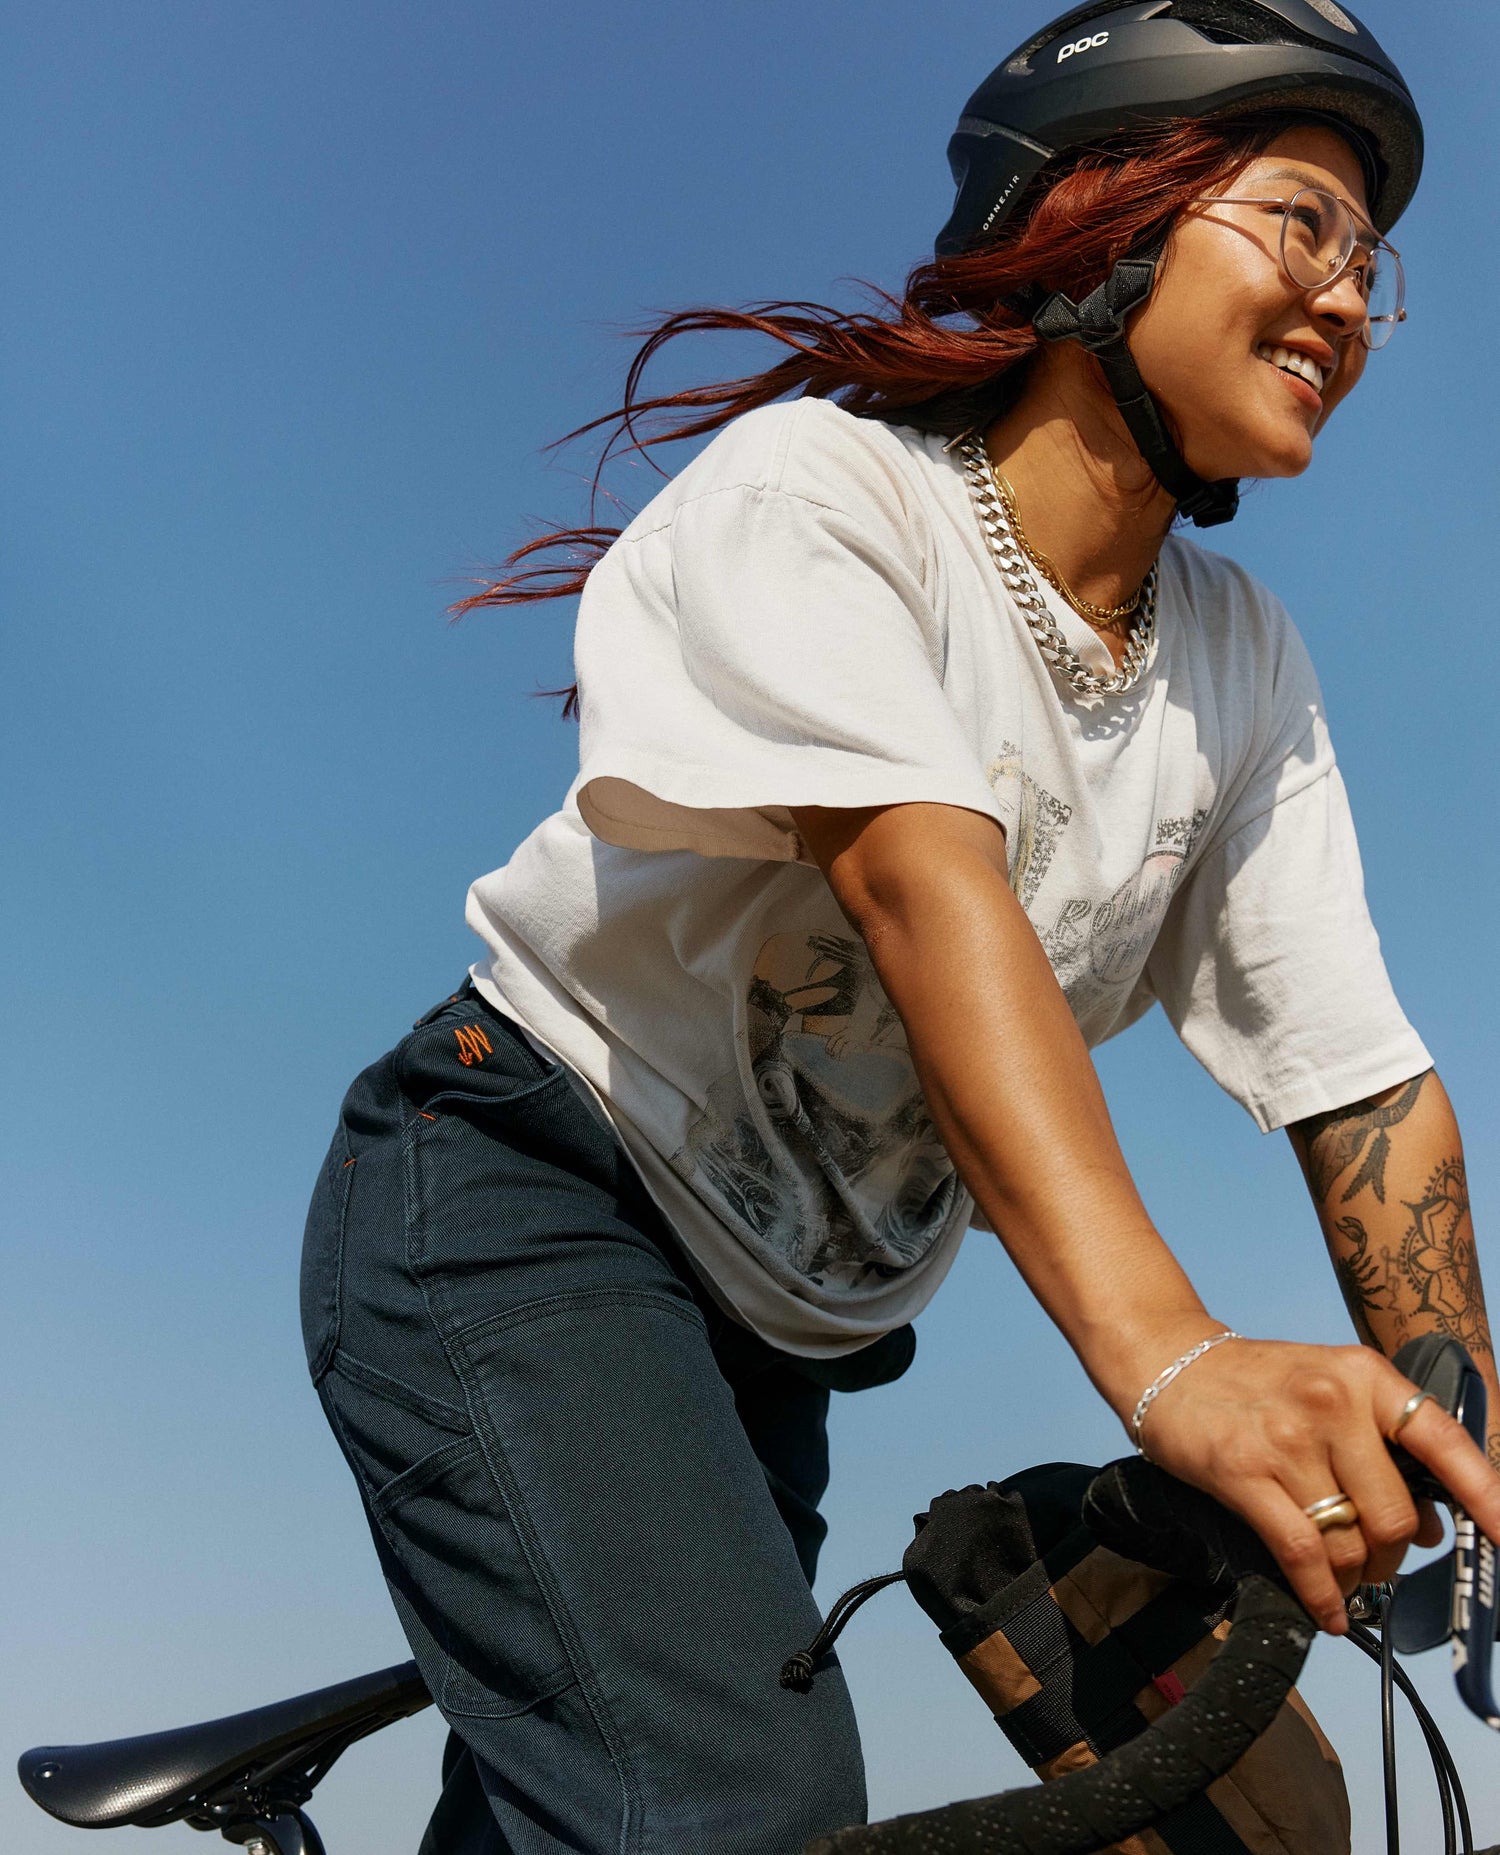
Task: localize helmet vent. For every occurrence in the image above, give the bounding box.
[1161,1,1329,51]
[1160,1,1403,90]
[1179,21,1253,43]
[1303,0,1358,31]
[1007,3,1374,73]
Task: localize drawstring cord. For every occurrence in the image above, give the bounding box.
[780,1572,906,1692]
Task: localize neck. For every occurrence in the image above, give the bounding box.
[983,349,1177,612]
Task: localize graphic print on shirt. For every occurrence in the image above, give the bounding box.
[986,742,1073,909]
[987,745,1206,1034]
[1040,810,1209,1032]
[671,931,961,1288]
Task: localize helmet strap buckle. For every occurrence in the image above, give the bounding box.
[1031,232,1240,528]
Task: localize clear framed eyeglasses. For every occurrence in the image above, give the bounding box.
[1192,186,1406,350]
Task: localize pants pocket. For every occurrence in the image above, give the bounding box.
[321,1352,574,1720]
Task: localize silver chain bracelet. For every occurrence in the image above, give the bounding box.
[1130,1330,1243,1458]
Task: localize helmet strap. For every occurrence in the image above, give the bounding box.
[1031,229,1240,528]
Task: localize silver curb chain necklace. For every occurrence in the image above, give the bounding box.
[957,430,1158,700]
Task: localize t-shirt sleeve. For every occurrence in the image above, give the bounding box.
[1147,763,1431,1131]
[572,469,1006,862]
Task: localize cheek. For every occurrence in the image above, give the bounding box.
[1130,240,1274,409]
[1128,297,1210,409]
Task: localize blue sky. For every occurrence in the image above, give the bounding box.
[4,3,1498,1850]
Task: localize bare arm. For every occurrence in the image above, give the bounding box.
[789,801,1212,1419]
[1288,1070,1500,1470]
[794,799,1500,1629]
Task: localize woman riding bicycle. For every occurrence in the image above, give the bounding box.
[300,3,1500,1849]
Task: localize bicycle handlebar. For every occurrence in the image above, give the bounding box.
[807,1336,1486,1855]
[806,1470,1312,1855]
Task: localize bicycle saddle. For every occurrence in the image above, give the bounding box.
[18,1659,432,1829]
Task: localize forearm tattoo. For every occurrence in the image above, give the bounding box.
[1298,1077,1496,1458]
[1330,1213,1392,1349]
[1404,1156,1485,1353]
[1297,1071,1429,1204]
[1328,1155,1491,1364]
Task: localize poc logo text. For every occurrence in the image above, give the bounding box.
[1058,30,1109,61]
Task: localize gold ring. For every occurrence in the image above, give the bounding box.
[1388,1390,1433,1442]
[1304,1494,1360,1532]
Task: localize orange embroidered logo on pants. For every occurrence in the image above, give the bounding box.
[454,1024,493,1067]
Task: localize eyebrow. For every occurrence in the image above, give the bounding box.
[1255,165,1370,223]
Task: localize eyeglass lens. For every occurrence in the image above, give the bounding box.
[1280,188,1403,348]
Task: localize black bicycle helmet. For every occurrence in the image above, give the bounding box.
[935,0,1423,525]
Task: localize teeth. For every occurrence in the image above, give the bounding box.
[1257,344,1324,393]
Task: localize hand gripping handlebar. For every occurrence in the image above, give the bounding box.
[805,1336,1490,1855]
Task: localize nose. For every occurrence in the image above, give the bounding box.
[1304,265,1369,343]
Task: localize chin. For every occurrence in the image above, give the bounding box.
[1242,449,1314,481]
[1187,426,1314,484]
[1257,435,1316,479]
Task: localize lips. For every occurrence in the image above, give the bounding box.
[1257,343,1330,396]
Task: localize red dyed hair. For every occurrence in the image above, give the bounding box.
[457,111,1299,715]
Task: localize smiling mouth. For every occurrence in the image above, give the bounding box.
[1257,343,1329,396]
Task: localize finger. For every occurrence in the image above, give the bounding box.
[1285,1470,1369,1596]
[1414,1498,1445,1549]
[1329,1432,1421,1588]
[1319,1513,1369,1598]
[1392,1396,1500,1545]
[1235,1483,1351,1634]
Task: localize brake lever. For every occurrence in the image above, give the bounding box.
[1450,1504,1500,1727]
[1386,1337,1500,1729]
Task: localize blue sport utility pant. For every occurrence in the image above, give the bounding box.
[300,985,895,1853]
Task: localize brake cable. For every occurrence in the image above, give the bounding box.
[1344,1591,1473,1855]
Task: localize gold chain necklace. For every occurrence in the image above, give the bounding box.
[958,433,1158,700]
[991,470,1145,633]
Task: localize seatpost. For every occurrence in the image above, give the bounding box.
[222,1810,326,1855]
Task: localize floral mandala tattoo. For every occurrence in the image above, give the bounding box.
[1400,1156,1485,1352]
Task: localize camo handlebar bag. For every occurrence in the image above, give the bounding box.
[901,1462,1349,1855]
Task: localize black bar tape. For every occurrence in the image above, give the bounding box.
[803,1575,1312,1855]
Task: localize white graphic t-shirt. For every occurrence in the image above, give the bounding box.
[466,397,1429,1356]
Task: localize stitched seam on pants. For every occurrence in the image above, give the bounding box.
[455,1349,644,1855]
[447,1289,712,1853]
[329,1347,472,1432]
[369,1435,483,1516]
[308,1127,355,1383]
[321,1391,460,1667]
[451,1285,708,1348]
[392,1022,566,1108]
[441,1666,581,1721]
[401,1126,644,1855]
[322,1393,573,1718]
[415,1074,571,1118]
